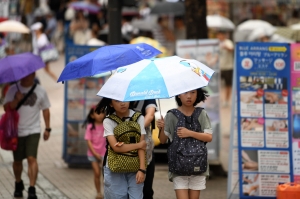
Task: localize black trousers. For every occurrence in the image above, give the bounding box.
[143,155,155,199]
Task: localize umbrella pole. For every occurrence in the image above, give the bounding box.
[157,99,162,116]
[157,99,163,138]
[15,82,20,91]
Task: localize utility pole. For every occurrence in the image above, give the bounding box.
[108,0,137,45]
[185,0,208,39]
[108,0,122,44]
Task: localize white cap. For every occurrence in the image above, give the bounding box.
[31,22,43,31]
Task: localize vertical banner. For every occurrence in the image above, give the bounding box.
[176,39,221,162]
[236,42,293,198]
[63,45,106,165]
[291,44,300,183]
[227,49,239,199]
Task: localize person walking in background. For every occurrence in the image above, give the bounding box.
[31,22,57,81]
[3,72,51,199]
[216,30,234,108]
[157,88,213,199]
[83,106,107,199]
[95,98,147,199]
[45,10,57,42]
[130,100,157,199]
[152,16,175,56]
[69,10,91,45]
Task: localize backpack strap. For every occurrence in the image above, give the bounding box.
[107,114,123,124]
[16,83,37,110]
[130,111,142,122]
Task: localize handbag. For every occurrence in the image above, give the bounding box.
[39,43,59,63]
[0,84,37,151]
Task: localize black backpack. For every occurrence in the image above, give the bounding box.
[167,107,207,176]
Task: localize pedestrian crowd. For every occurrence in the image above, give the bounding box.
[0,1,218,199]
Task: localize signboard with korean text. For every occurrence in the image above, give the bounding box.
[236,42,293,198]
[290,43,300,183]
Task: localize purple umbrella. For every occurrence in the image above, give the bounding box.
[0,52,45,84]
[69,1,100,14]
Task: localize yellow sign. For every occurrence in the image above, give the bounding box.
[269,47,287,52]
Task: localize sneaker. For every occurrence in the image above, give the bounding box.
[95,193,103,199]
[14,180,24,198]
[28,186,38,199]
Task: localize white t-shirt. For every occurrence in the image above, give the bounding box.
[32,33,49,55]
[3,83,51,137]
[103,109,146,137]
[219,39,234,71]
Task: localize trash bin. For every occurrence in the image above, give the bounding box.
[277,183,300,199]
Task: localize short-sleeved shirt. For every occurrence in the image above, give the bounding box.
[132,100,157,164]
[219,39,234,71]
[164,108,213,180]
[103,109,146,168]
[84,123,106,157]
[3,83,51,137]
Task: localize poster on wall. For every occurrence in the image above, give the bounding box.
[63,45,107,165]
[176,39,220,161]
[236,42,293,198]
[290,44,300,183]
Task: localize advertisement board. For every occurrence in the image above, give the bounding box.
[235,42,293,198]
[290,43,300,183]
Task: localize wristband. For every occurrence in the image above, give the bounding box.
[45,128,52,132]
[138,169,146,174]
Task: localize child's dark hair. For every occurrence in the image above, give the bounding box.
[95,97,115,116]
[175,87,209,106]
[82,105,104,130]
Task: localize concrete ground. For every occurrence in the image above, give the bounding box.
[0,54,229,199]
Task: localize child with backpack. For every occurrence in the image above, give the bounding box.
[156,88,213,199]
[83,106,106,199]
[95,98,147,199]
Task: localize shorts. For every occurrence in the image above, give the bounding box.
[13,133,40,161]
[87,155,103,162]
[173,175,206,190]
[103,166,143,199]
[221,70,233,86]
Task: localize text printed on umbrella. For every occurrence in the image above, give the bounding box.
[130,90,161,97]
[136,46,154,57]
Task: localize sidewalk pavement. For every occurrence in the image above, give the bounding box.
[0,54,228,199]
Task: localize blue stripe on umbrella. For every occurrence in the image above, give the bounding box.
[123,61,169,101]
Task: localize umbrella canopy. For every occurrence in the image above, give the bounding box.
[290,23,300,30]
[97,56,215,101]
[237,19,275,32]
[69,1,100,14]
[0,20,30,33]
[130,36,168,57]
[235,20,276,42]
[206,15,235,30]
[0,52,45,84]
[57,43,162,82]
[150,1,184,16]
[275,27,300,42]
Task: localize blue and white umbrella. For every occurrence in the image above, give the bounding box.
[97,56,215,101]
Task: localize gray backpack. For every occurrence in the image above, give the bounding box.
[167,107,207,175]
